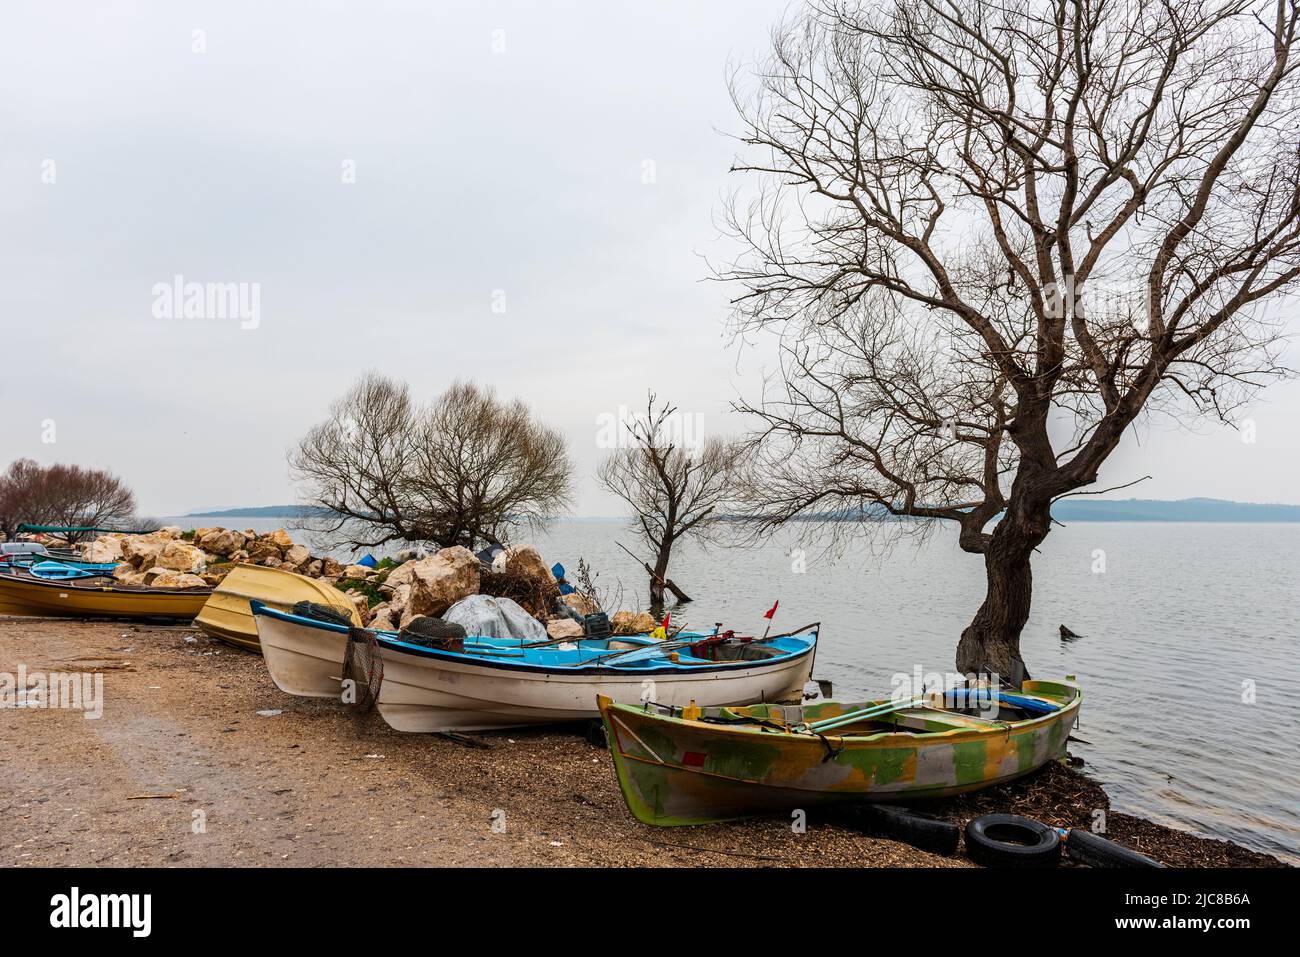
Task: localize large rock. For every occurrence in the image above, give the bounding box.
[154,540,206,573]
[157,526,183,540]
[321,557,343,578]
[546,618,584,641]
[150,571,207,589]
[384,560,419,590]
[388,583,413,623]
[342,564,370,580]
[111,562,136,582]
[368,603,395,632]
[612,611,658,635]
[282,544,312,569]
[120,533,167,569]
[404,547,480,621]
[82,536,123,564]
[198,528,246,557]
[268,528,294,550]
[347,592,372,626]
[246,540,283,563]
[502,545,556,585]
[142,566,171,584]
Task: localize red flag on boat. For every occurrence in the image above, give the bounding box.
[764,600,779,620]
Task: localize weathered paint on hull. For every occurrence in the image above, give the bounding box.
[599,680,1081,826]
[0,573,210,620]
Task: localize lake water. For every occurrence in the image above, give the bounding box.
[176,515,1300,862]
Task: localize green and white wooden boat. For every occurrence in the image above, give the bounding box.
[597,678,1081,826]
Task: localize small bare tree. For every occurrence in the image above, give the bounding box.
[0,458,137,542]
[598,394,742,607]
[291,374,574,550]
[722,0,1300,682]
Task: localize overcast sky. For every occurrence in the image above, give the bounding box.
[2,0,1297,517]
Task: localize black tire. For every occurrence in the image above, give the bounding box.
[1064,828,1165,868]
[293,601,353,626]
[964,814,1061,868]
[843,804,961,856]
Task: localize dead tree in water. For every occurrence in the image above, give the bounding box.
[598,394,741,609]
[723,0,1300,684]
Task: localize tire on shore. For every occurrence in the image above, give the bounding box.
[841,803,961,856]
[964,813,1061,867]
[1064,828,1165,868]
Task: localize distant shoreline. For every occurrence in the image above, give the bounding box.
[184,498,1300,523]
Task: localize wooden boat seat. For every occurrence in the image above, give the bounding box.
[896,708,1007,732]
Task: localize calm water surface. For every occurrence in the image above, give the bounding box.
[179,515,1300,862]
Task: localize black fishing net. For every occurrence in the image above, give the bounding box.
[400,615,466,651]
[292,601,354,626]
[342,626,384,722]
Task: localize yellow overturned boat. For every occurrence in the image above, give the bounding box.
[0,567,211,620]
[195,564,361,653]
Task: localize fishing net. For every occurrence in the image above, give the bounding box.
[342,626,384,724]
[400,615,467,651]
[292,601,353,626]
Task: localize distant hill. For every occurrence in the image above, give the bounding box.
[190,498,1300,522]
[1050,497,1300,522]
[184,505,330,519]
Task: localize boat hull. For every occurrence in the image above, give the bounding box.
[196,564,360,653]
[598,680,1082,825]
[0,572,209,620]
[252,606,818,731]
[376,643,816,732]
[255,606,352,697]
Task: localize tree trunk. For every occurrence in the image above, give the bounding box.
[649,541,671,607]
[954,506,1050,687]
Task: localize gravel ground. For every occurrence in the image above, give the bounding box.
[0,617,1282,868]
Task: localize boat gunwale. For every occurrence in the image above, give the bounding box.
[602,682,1081,747]
[252,603,819,678]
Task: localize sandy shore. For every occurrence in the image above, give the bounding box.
[0,617,1283,868]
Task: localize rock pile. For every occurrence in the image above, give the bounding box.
[77,527,656,636]
[80,525,340,589]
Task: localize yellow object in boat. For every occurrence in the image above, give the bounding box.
[195,564,361,653]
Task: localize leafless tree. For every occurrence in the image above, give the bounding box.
[598,394,743,606]
[290,373,574,550]
[0,458,137,542]
[722,0,1300,682]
